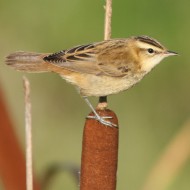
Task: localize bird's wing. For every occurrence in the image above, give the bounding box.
[43,39,132,77]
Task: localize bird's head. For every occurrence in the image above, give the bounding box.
[130,36,178,72]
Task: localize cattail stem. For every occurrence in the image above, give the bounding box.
[80,1,118,190]
[99,0,112,105]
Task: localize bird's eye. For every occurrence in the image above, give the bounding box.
[147,48,154,54]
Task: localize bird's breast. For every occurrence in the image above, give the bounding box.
[61,72,146,97]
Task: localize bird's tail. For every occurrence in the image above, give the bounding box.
[5,51,51,73]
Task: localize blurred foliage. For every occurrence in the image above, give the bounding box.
[0,0,190,189]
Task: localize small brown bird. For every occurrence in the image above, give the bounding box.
[5,36,177,127]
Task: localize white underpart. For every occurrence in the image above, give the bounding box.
[136,41,166,72]
[141,54,165,72]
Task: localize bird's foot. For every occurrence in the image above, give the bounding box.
[87,115,118,128]
[83,96,118,128]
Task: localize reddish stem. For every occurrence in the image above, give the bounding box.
[0,87,41,190]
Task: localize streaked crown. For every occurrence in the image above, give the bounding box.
[134,36,164,50]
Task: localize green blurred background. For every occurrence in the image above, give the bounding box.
[0,0,190,189]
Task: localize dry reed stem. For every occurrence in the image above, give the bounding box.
[142,120,190,190]
[23,76,33,190]
[104,0,112,40]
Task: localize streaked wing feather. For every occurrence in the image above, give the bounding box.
[44,43,102,75]
[43,40,131,77]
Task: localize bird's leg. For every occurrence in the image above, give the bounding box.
[83,96,117,128]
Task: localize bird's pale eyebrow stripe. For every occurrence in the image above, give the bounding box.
[136,36,163,49]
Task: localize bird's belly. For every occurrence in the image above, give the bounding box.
[62,73,145,97]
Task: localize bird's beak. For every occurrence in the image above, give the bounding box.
[165,50,178,56]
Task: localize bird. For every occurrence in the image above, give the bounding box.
[5,35,178,127]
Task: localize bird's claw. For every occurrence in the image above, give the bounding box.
[86,115,118,128]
